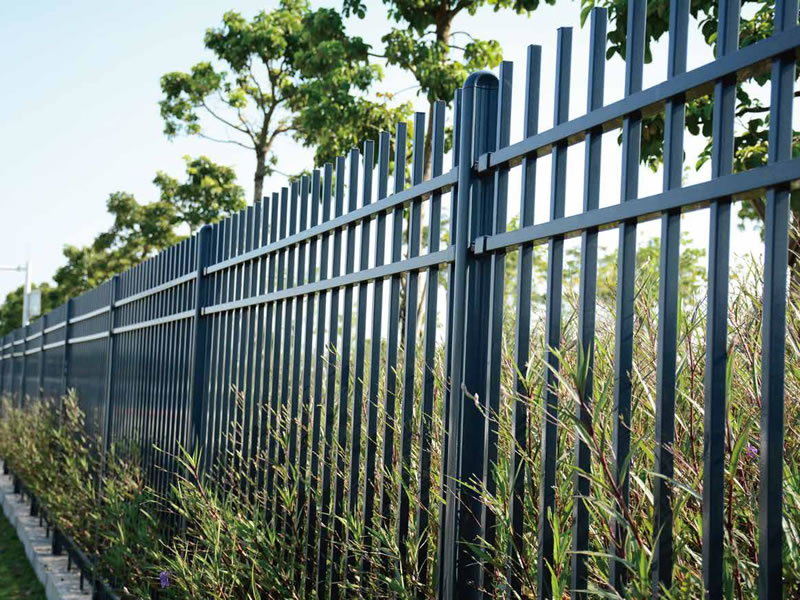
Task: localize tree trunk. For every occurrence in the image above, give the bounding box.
[408,13,451,338]
[254,150,267,205]
[422,16,453,180]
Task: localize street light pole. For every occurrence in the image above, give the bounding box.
[22,261,31,326]
[0,262,32,326]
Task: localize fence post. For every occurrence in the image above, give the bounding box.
[63,298,72,398]
[52,526,63,556]
[102,276,118,453]
[38,314,46,400]
[19,326,27,408]
[188,225,212,465]
[439,70,498,600]
[0,336,5,395]
[2,337,7,475]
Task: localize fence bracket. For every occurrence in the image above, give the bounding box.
[470,235,488,255]
[475,152,492,173]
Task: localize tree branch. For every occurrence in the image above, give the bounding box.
[247,60,269,110]
[451,0,472,18]
[450,30,476,40]
[737,91,800,115]
[749,196,767,222]
[267,124,292,148]
[201,98,254,142]
[197,133,254,151]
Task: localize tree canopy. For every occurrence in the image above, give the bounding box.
[583,0,799,277]
[344,0,554,176]
[0,156,244,335]
[0,283,59,337]
[160,0,409,202]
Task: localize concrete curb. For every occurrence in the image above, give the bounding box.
[0,467,93,600]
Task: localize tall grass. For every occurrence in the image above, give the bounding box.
[0,242,798,599]
[157,243,799,598]
[0,391,160,598]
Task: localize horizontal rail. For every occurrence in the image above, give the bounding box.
[43,321,66,334]
[204,247,455,316]
[476,27,800,173]
[25,332,42,342]
[69,306,110,325]
[475,158,800,254]
[42,341,66,351]
[205,168,458,276]
[67,332,109,345]
[24,347,40,356]
[115,271,196,308]
[112,309,195,335]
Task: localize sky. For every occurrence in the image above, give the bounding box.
[0,0,783,303]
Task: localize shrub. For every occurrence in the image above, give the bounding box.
[0,391,161,599]
[1,245,798,599]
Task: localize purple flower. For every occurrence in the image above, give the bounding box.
[159,571,170,589]
[746,443,758,459]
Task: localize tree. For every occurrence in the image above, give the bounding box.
[53,156,244,302]
[0,283,60,337]
[160,0,409,203]
[582,0,800,287]
[153,155,246,234]
[0,156,245,332]
[50,191,180,302]
[344,0,553,178]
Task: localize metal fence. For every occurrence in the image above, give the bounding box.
[1,0,799,597]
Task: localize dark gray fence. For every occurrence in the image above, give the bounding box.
[1,0,799,597]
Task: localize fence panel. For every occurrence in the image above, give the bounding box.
[41,302,67,402]
[23,320,42,400]
[0,2,798,597]
[66,280,112,440]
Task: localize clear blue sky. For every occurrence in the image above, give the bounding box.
[0,0,767,302]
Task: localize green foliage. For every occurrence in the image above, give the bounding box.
[474,251,800,598]
[0,155,244,333]
[2,241,798,598]
[160,0,410,200]
[153,155,245,234]
[344,0,553,175]
[580,0,800,237]
[0,392,161,599]
[0,282,59,336]
[157,444,302,599]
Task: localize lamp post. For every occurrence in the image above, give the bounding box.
[0,262,32,325]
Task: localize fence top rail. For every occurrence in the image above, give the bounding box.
[203,246,455,316]
[115,270,195,308]
[475,26,800,174]
[204,167,458,276]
